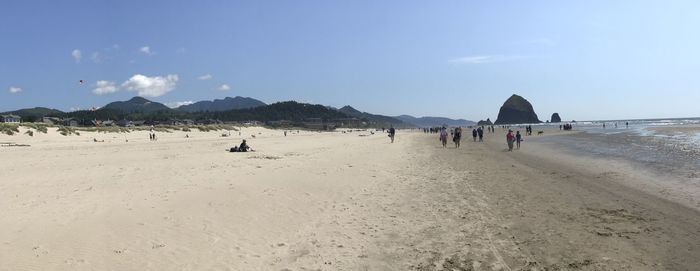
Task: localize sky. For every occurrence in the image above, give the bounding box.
[1,0,699,121]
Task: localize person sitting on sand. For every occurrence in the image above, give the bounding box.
[230,139,253,152]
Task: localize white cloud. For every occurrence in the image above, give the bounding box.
[448,55,530,64]
[121,74,178,97]
[217,84,231,91]
[197,74,213,80]
[72,49,82,63]
[91,52,102,63]
[140,46,153,55]
[165,101,194,108]
[8,86,22,93]
[92,80,118,95]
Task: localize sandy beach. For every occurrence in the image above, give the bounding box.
[1,126,699,270]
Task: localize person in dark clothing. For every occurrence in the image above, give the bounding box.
[516,131,522,149]
[472,129,478,142]
[388,127,396,143]
[230,139,252,152]
[477,127,484,142]
[453,127,462,148]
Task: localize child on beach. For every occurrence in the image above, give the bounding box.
[472,129,477,142]
[516,131,522,149]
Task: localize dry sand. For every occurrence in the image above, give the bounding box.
[1,126,699,270]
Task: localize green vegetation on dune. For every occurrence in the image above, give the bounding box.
[20,123,49,133]
[57,126,80,136]
[1,124,20,135]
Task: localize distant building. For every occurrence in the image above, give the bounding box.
[63,118,79,127]
[332,118,361,127]
[42,117,61,125]
[116,119,133,127]
[131,120,146,126]
[1,115,21,123]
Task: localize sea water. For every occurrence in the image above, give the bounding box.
[535,118,700,179]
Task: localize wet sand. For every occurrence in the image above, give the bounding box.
[1,127,699,270]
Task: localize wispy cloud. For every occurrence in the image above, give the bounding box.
[217,84,231,91]
[121,74,178,97]
[72,49,82,63]
[165,101,194,108]
[448,55,530,65]
[8,86,22,94]
[139,46,153,55]
[197,74,213,80]
[91,52,102,63]
[513,38,556,46]
[92,80,118,95]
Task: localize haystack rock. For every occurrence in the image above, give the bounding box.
[551,113,562,123]
[494,94,541,125]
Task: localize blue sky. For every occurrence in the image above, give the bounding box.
[1,0,699,121]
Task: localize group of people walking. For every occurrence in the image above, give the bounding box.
[505,130,522,151]
[430,125,531,152]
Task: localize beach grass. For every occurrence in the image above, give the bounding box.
[57,126,80,136]
[1,124,20,135]
[20,123,50,133]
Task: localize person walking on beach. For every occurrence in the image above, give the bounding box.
[516,131,522,150]
[506,130,515,151]
[440,127,448,148]
[388,126,396,143]
[477,127,484,142]
[453,127,462,148]
[472,128,478,142]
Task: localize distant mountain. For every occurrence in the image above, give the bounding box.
[102,97,172,114]
[395,115,475,127]
[2,107,64,118]
[200,101,349,122]
[494,94,542,125]
[177,96,266,112]
[338,106,410,127]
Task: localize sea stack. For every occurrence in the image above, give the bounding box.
[494,94,541,125]
[477,118,493,126]
[551,113,562,123]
